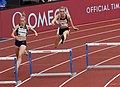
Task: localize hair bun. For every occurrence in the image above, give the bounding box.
[22,11,26,17]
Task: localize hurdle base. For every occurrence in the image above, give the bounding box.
[16,80,22,85]
[87,65,120,69]
[0,80,21,85]
[31,72,77,77]
[71,72,77,77]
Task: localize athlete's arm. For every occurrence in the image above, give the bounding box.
[28,26,38,36]
[11,24,19,39]
[51,14,59,25]
[68,14,79,30]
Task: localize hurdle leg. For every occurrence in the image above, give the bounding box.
[14,58,18,82]
[14,58,22,85]
[29,52,33,76]
[69,50,73,74]
[69,50,77,77]
[86,44,89,68]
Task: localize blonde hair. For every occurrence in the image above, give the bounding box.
[59,6,66,10]
[59,6,69,14]
[20,12,26,20]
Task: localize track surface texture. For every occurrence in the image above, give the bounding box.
[0,18,120,87]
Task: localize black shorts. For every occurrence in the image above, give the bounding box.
[57,27,70,35]
[15,40,27,47]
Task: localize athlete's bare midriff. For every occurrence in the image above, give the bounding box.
[17,36,26,41]
[59,25,68,29]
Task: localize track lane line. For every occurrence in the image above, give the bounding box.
[0,19,119,86]
[1,22,120,57]
[104,73,120,87]
[16,32,120,86]
[0,25,120,74]
[17,44,120,87]
[1,17,120,43]
[1,19,120,50]
[59,54,120,87]
[6,27,120,57]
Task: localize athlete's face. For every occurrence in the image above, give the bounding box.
[20,18,26,25]
[59,8,66,16]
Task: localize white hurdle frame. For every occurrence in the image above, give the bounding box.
[0,57,21,85]
[86,43,120,69]
[28,49,76,77]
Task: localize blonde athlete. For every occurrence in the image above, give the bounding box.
[52,6,78,48]
[11,12,38,71]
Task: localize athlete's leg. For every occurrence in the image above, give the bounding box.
[54,27,62,48]
[15,46,19,58]
[14,46,19,73]
[17,45,26,70]
[60,30,70,44]
[24,49,28,55]
[54,35,61,48]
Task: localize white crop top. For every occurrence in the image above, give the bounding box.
[16,24,28,37]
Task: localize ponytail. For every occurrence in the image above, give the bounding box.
[22,11,26,17]
[20,11,26,20]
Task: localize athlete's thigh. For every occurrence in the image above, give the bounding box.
[19,45,26,55]
[63,30,69,36]
[15,46,19,57]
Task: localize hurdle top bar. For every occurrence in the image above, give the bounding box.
[0,57,16,60]
[28,49,72,53]
[86,43,120,46]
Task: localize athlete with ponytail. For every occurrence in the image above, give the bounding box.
[11,12,38,71]
[52,6,78,48]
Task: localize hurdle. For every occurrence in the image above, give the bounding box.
[28,49,76,77]
[0,57,21,85]
[86,43,120,69]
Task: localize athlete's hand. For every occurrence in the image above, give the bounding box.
[35,32,38,36]
[15,36,18,40]
[73,27,79,31]
[51,21,55,26]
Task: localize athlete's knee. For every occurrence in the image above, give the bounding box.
[60,35,65,44]
[61,34,64,40]
[18,52,23,58]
